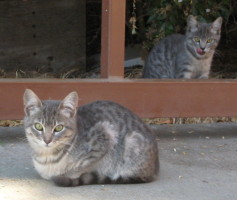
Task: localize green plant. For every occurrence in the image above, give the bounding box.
[142,0,234,50]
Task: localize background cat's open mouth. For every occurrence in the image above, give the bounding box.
[197,48,205,55]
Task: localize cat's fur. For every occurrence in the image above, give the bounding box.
[143,15,222,79]
[23,89,159,186]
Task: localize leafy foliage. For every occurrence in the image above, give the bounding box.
[130,0,236,50]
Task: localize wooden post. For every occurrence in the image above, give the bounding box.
[101,0,126,78]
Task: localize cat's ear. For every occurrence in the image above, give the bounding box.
[23,89,42,116]
[187,15,198,32]
[211,17,222,35]
[59,92,78,118]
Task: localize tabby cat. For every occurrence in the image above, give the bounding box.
[23,89,159,186]
[143,15,222,79]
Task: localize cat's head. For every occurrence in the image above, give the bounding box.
[23,89,78,152]
[186,15,222,58]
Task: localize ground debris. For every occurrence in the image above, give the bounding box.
[143,117,237,125]
[0,120,22,127]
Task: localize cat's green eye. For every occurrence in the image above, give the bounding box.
[54,125,64,132]
[207,38,213,43]
[193,37,200,42]
[34,123,43,131]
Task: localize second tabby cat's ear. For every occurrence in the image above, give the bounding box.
[187,15,198,32]
[59,92,78,118]
[23,89,42,116]
[211,17,222,35]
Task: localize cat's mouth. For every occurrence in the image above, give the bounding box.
[196,48,205,55]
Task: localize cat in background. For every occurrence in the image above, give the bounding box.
[23,89,159,186]
[143,15,222,79]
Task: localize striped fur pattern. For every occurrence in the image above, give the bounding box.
[23,89,159,187]
[143,15,222,79]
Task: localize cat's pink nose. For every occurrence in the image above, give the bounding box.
[43,137,52,145]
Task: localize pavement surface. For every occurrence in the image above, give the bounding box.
[0,123,237,200]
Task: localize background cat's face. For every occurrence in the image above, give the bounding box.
[186,16,222,58]
[23,89,78,152]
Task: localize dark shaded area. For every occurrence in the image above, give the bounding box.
[86,0,102,71]
[211,25,237,78]
[0,0,86,75]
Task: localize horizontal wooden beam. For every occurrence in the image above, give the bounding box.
[1,79,237,120]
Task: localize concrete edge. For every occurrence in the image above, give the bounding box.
[0,122,237,141]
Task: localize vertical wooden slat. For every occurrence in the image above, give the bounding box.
[101,0,126,78]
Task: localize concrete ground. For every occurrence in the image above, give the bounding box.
[0,123,237,200]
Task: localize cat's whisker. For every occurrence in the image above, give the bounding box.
[18,136,28,142]
[55,140,77,154]
[214,49,222,57]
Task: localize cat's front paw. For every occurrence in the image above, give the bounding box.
[51,176,80,187]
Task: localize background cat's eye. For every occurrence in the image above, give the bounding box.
[207,39,214,43]
[54,125,64,132]
[34,123,43,131]
[193,37,200,42]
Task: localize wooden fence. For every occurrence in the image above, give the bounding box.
[0,0,237,120]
